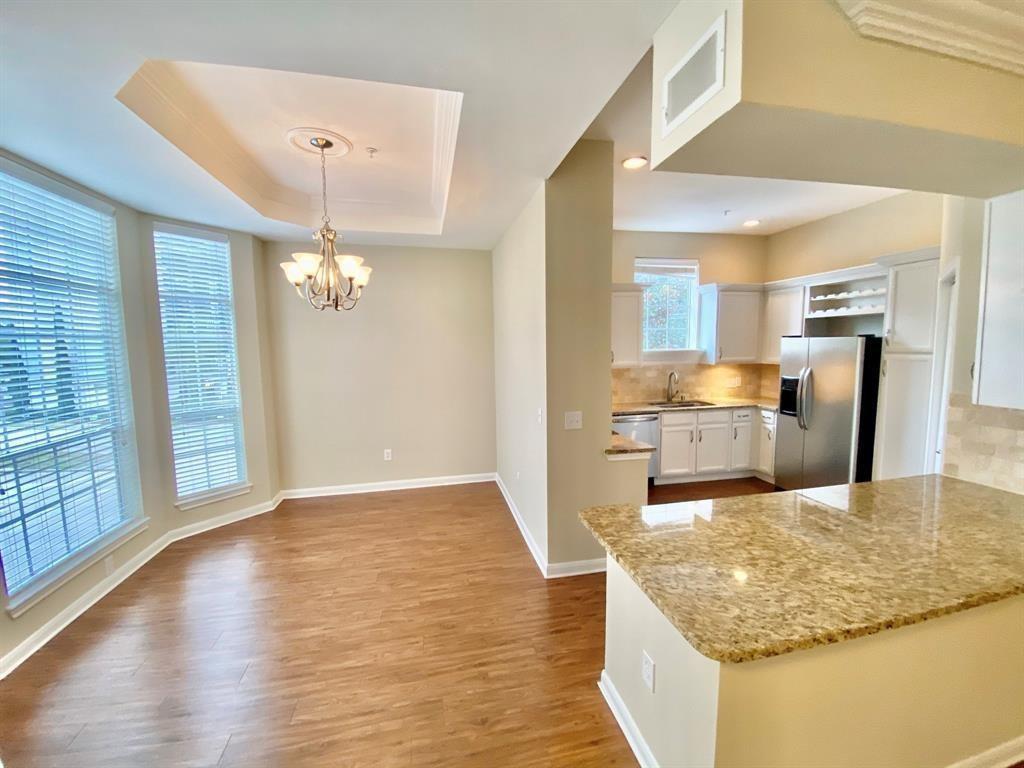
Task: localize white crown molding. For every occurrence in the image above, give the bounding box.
[431,90,463,220]
[835,0,1024,76]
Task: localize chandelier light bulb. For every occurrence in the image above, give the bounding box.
[293,251,322,277]
[354,266,372,287]
[280,261,305,285]
[338,254,364,279]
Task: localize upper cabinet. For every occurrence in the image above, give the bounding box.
[884,257,939,354]
[759,287,804,364]
[698,285,761,364]
[974,190,1024,410]
[611,284,644,368]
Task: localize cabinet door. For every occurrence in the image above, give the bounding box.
[695,423,730,473]
[761,287,804,364]
[730,421,752,470]
[974,190,1024,410]
[659,424,696,477]
[758,423,775,475]
[874,353,934,480]
[611,291,643,367]
[718,291,761,363]
[885,260,938,353]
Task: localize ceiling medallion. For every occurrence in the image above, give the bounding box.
[279,136,371,312]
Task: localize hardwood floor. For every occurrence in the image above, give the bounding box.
[646,476,778,505]
[0,483,635,768]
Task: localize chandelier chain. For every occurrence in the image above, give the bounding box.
[320,147,330,225]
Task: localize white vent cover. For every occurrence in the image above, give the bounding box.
[662,12,726,137]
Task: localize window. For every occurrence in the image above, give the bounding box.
[634,259,699,352]
[153,226,246,503]
[0,164,142,598]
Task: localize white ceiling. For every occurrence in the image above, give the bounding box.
[584,51,906,236]
[117,60,462,236]
[0,0,676,248]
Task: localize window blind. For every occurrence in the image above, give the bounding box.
[0,167,141,596]
[153,228,246,501]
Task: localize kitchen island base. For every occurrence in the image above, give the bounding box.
[602,555,1024,768]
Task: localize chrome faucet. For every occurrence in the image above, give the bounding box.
[667,370,680,402]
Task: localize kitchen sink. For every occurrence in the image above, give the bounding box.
[649,400,715,408]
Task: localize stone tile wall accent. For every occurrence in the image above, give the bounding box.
[612,363,775,404]
[943,392,1024,495]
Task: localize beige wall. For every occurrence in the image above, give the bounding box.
[492,185,548,558]
[765,192,943,282]
[263,242,496,490]
[612,230,767,285]
[940,195,986,396]
[545,140,648,565]
[0,151,280,662]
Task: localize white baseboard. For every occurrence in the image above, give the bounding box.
[280,472,495,500]
[946,734,1024,768]
[1,472,495,680]
[494,473,547,578]
[598,669,659,768]
[546,557,606,578]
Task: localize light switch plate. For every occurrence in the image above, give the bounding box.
[564,411,583,430]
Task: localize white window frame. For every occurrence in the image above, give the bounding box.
[634,257,704,364]
[0,156,148,615]
[151,222,250,510]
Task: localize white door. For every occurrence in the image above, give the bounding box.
[875,353,934,480]
[758,423,775,475]
[730,421,752,470]
[718,291,761,363]
[695,423,730,473]
[659,424,696,476]
[611,291,643,367]
[885,259,939,353]
[760,287,804,364]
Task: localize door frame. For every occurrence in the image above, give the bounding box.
[928,261,959,474]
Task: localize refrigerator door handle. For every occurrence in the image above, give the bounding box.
[801,368,814,429]
[796,367,808,430]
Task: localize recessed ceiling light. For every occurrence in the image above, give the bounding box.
[621,156,648,170]
[742,219,761,228]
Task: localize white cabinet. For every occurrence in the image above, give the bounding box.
[731,421,752,470]
[884,259,939,353]
[874,353,934,480]
[698,285,762,364]
[760,287,804,364]
[695,411,730,473]
[611,285,644,368]
[974,189,1024,410]
[659,414,697,477]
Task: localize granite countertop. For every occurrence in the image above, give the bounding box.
[613,397,779,416]
[579,475,1024,664]
[606,431,656,456]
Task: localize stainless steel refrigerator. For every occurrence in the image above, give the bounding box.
[775,336,882,491]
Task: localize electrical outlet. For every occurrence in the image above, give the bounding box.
[515,471,521,481]
[383,448,392,461]
[563,411,583,430]
[641,650,656,693]
[104,555,115,577]
[727,376,742,389]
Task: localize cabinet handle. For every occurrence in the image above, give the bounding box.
[698,430,702,443]
[882,359,887,377]
[734,427,738,440]
[768,430,772,441]
[690,431,694,443]
[718,346,723,359]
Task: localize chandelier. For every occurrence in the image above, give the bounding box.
[279,136,371,311]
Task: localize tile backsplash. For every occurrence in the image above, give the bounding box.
[943,393,1024,495]
[612,363,780,404]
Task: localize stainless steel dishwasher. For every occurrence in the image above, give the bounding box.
[611,413,659,478]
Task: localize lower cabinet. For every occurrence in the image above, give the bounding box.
[658,407,765,482]
[659,418,697,477]
[874,352,934,480]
